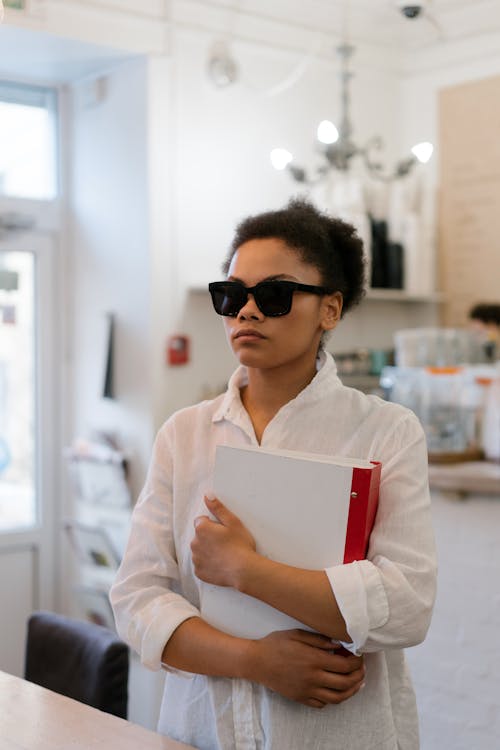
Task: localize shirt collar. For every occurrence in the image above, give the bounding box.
[212,350,341,424]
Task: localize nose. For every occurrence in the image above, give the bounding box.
[237,292,264,320]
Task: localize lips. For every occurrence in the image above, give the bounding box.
[233,328,266,341]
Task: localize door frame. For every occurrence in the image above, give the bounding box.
[0,222,61,615]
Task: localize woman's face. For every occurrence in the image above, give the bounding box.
[223,237,342,373]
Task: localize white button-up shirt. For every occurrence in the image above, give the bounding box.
[110,352,437,750]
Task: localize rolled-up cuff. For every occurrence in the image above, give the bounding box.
[325,559,389,653]
[130,596,201,671]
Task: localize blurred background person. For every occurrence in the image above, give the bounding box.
[468,303,500,362]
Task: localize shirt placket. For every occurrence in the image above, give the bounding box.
[222,403,259,446]
[231,678,257,750]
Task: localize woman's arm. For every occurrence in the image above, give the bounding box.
[162,617,364,709]
[110,425,364,706]
[327,415,437,653]
[192,497,351,641]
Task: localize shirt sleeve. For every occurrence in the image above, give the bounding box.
[109,425,200,671]
[325,411,437,654]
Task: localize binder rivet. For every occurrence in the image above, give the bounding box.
[351,492,358,498]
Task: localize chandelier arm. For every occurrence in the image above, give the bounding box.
[361,148,396,182]
[287,163,330,186]
[323,141,363,171]
[361,149,418,182]
[359,136,417,182]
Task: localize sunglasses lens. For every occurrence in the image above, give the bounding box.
[255,282,292,316]
[210,283,246,316]
[209,281,296,317]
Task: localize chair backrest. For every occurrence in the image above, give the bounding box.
[24,610,129,719]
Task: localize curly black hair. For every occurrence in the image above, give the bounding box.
[469,303,500,326]
[222,198,366,317]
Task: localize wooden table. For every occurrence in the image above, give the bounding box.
[0,670,197,750]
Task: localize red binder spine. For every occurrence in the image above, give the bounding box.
[343,461,382,563]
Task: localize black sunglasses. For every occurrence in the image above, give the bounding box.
[208,280,334,318]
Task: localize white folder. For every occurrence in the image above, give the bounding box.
[200,444,381,639]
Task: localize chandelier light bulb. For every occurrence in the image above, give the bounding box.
[270,148,293,171]
[411,141,433,164]
[317,120,339,145]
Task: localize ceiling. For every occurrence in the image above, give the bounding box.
[183,0,500,51]
[0,0,499,84]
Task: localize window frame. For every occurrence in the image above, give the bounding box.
[0,80,59,202]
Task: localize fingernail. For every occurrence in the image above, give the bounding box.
[360,682,366,690]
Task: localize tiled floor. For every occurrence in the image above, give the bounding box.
[406,490,500,750]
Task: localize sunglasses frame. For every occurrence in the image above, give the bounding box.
[208,280,334,317]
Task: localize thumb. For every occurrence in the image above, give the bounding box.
[204,495,238,526]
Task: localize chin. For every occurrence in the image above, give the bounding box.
[233,350,265,368]
[231,343,271,366]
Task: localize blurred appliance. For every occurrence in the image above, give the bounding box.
[393,327,486,368]
[381,363,500,460]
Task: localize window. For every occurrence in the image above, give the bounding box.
[0,82,57,200]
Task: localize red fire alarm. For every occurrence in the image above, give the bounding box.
[167,334,190,366]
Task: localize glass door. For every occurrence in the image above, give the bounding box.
[0,249,36,529]
[0,231,58,677]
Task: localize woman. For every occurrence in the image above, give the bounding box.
[110,199,437,750]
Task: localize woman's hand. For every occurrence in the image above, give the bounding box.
[191,496,256,587]
[245,629,365,709]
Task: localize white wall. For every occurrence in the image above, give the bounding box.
[67,57,153,497]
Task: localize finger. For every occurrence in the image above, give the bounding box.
[318,666,365,692]
[286,629,336,649]
[305,698,326,709]
[332,644,354,657]
[313,679,365,706]
[204,496,241,527]
[193,514,211,530]
[288,632,363,665]
[322,653,365,675]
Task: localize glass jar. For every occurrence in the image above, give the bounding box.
[420,367,467,455]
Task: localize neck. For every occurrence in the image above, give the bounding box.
[240,353,321,441]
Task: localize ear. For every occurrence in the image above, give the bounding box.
[320,292,343,331]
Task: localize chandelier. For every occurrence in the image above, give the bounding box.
[270,42,433,184]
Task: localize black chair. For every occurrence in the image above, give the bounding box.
[24,610,129,719]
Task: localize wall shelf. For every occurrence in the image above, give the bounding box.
[366,289,445,303]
